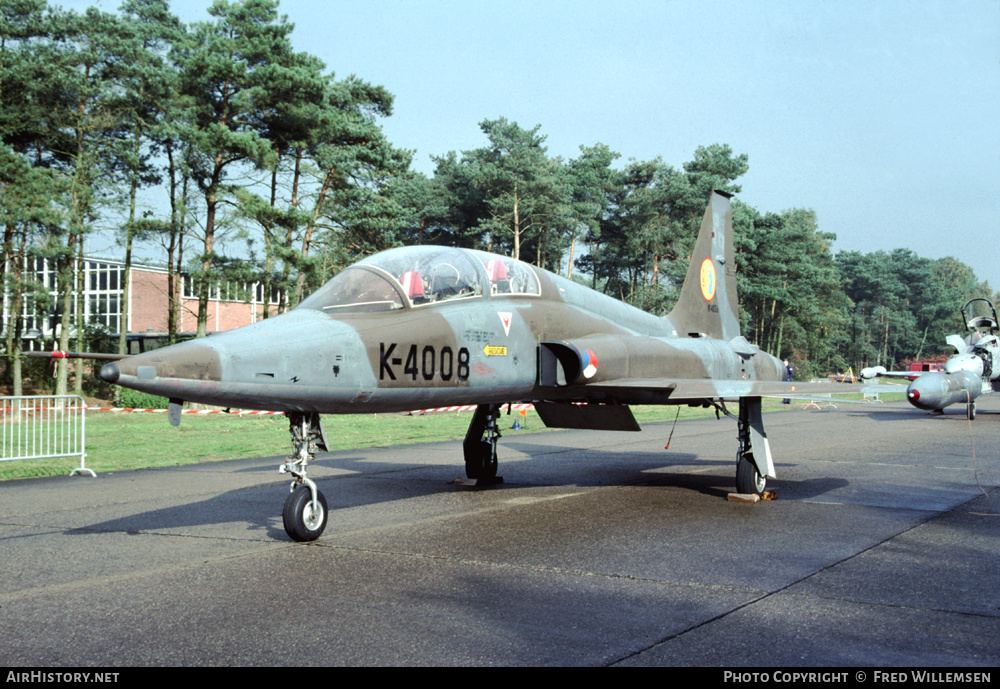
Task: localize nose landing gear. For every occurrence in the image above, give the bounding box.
[279,412,330,541]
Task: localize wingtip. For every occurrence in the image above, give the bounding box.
[99,362,120,384]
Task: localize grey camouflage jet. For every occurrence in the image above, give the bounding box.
[93,191,878,541]
[861,298,1000,419]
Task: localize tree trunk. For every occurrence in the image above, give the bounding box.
[197,161,223,338]
[293,166,335,306]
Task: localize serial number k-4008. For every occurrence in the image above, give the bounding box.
[379,343,471,382]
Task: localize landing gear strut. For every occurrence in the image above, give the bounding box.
[280,412,330,541]
[735,397,774,496]
[464,404,502,484]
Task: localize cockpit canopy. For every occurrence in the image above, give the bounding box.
[962,298,998,335]
[297,246,540,314]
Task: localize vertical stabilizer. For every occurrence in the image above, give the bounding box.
[667,190,740,341]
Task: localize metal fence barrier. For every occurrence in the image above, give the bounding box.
[1,395,93,477]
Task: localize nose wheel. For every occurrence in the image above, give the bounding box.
[280,412,330,541]
[283,484,328,541]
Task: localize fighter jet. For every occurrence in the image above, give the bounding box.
[861,298,1000,420]
[93,191,879,541]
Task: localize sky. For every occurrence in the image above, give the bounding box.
[69,0,1000,287]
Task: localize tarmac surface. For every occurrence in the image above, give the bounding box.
[1,398,998,667]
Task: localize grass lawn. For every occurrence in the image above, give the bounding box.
[1,393,901,481]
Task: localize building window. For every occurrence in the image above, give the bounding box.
[83,262,124,333]
[3,255,283,341]
[183,275,281,305]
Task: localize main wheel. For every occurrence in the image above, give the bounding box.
[967,402,976,421]
[736,453,766,495]
[465,440,497,481]
[283,485,328,542]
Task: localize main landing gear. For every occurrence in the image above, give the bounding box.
[280,412,330,541]
[735,396,775,496]
[464,404,503,484]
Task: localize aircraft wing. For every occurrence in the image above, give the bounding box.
[21,350,129,361]
[587,378,903,403]
[859,366,929,381]
[862,371,916,379]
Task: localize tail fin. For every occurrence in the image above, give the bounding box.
[666,190,740,341]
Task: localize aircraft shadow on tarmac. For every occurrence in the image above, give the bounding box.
[64,437,852,541]
[839,406,1000,422]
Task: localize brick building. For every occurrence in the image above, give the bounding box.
[6,256,279,351]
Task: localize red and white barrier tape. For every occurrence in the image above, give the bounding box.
[4,404,535,415]
[84,407,285,415]
[409,403,534,414]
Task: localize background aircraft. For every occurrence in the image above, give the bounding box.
[92,191,883,541]
[862,298,1000,419]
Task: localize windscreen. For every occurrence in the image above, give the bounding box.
[297,266,405,314]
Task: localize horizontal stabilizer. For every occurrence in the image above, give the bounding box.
[534,402,641,431]
[728,336,759,358]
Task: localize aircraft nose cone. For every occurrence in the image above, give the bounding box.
[117,341,222,382]
[99,362,120,384]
